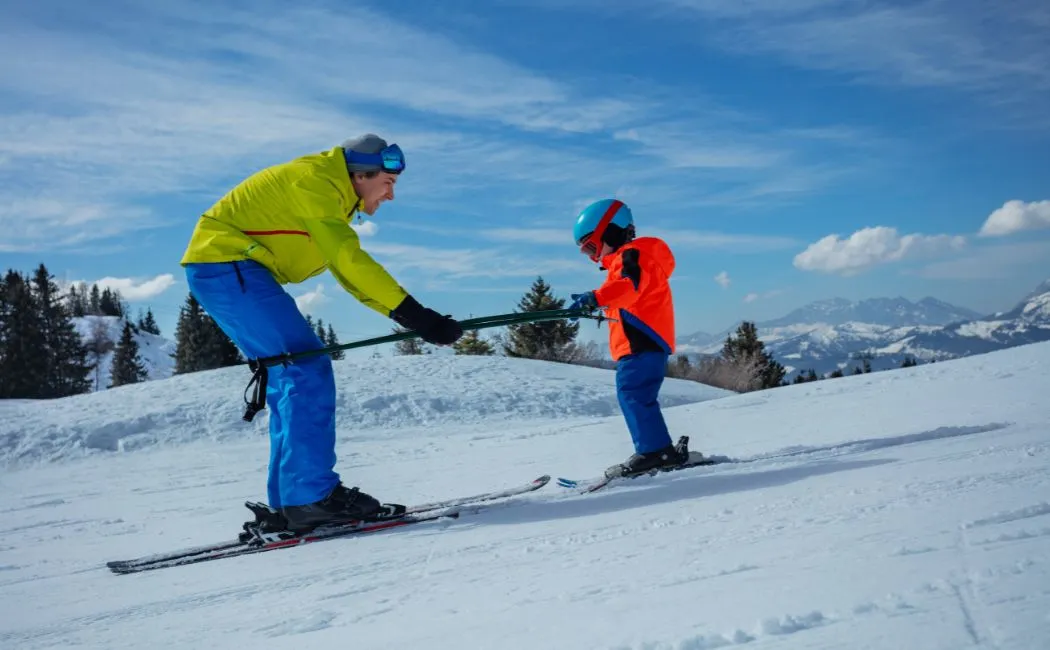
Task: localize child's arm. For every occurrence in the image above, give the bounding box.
[594,249,651,310]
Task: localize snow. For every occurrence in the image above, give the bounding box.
[73,316,176,390]
[2,344,1050,649]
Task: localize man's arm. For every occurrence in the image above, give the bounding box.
[293,176,408,316]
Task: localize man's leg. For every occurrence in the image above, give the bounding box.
[185,261,339,508]
[615,351,673,454]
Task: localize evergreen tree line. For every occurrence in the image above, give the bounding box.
[0,264,160,396]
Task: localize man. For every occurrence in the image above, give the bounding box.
[568,198,684,478]
[180,134,463,532]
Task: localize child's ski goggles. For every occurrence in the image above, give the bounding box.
[575,199,624,262]
[344,143,406,174]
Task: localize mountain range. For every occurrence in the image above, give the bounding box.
[680,278,1050,377]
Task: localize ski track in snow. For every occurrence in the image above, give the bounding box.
[2,347,1050,649]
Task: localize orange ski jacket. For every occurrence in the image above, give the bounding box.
[593,237,676,361]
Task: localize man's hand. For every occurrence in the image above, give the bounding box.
[391,295,464,345]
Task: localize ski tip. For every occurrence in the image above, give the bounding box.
[534,475,552,485]
[556,477,579,488]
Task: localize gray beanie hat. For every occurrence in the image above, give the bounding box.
[340,133,388,173]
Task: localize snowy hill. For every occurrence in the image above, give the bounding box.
[0,355,727,466]
[73,315,176,390]
[681,281,1050,376]
[2,343,1049,648]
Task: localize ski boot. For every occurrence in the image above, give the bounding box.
[279,484,406,534]
[605,436,692,479]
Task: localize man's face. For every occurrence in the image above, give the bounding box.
[352,172,398,215]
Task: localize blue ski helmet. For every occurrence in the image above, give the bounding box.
[573,198,634,261]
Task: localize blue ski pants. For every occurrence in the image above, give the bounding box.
[616,351,673,454]
[185,261,339,508]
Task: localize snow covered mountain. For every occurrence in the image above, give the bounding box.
[2,339,1048,648]
[73,316,176,391]
[681,280,1050,376]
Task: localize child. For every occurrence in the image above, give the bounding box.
[569,198,686,478]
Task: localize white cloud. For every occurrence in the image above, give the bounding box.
[351,220,380,237]
[793,226,966,275]
[295,284,329,314]
[743,292,759,303]
[714,271,731,288]
[978,199,1050,237]
[93,274,176,301]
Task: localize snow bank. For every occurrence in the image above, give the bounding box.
[0,354,730,466]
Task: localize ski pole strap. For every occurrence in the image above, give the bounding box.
[242,360,269,422]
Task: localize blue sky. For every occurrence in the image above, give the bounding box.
[2,0,1049,349]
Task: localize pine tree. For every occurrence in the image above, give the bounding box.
[173,293,207,374]
[89,284,101,315]
[721,321,786,390]
[393,326,426,355]
[503,276,579,361]
[68,284,85,317]
[32,264,91,397]
[901,356,918,368]
[0,270,47,397]
[452,329,495,355]
[326,324,344,360]
[829,368,844,378]
[173,293,241,373]
[314,318,326,344]
[136,306,160,333]
[109,320,148,387]
[200,314,241,368]
[68,282,89,317]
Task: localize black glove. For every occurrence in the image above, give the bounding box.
[390,295,463,345]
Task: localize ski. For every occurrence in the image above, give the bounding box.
[557,453,724,493]
[556,437,728,494]
[402,474,550,514]
[107,509,459,574]
[107,474,551,575]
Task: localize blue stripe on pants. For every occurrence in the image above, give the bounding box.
[616,351,673,454]
[185,261,339,508]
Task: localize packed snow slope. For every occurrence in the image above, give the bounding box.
[2,345,1049,649]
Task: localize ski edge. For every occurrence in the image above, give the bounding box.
[106,474,551,573]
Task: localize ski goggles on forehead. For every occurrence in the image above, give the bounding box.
[344,143,406,174]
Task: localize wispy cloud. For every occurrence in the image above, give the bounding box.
[661,0,1050,123]
[743,289,784,303]
[914,240,1050,280]
[365,242,581,281]
[654,229,800,252]
[979,199,1050,237]
[93,274,177,301]
[714,271,731,288]
[0,0,894,252]
[794,226,966,275]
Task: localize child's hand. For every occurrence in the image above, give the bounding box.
[569,292,598,318]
